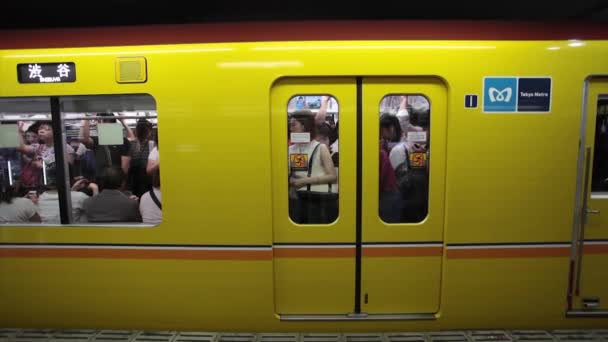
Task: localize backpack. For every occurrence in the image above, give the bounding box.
[394,147,429,209]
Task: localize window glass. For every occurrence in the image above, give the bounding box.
[379,94,430,223]
[287,95,339,224]
[60,95,159,225]
[0,97,52,224]
[592,97,608,192]
[0,94,160,226]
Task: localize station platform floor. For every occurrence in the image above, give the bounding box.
[1,330,608,342]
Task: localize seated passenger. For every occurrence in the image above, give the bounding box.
[139,168,161,225]
[84,167,141,223]
[0,176,40,223]
[38,168,90,224]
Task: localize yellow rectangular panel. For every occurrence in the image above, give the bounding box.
[274,257,355,314]
[362,256,441,313]
[360,78,445,314]
[577,254,608,309]
[271,77,357,315]
[115,57,147,83]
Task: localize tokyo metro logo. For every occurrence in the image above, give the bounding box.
[488,87,513,103]
[483,77,517,112]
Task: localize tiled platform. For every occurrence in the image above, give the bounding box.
[1,330,608,342]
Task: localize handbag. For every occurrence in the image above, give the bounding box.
[296,143,338,202]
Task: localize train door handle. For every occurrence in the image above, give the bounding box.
[586,209,600,214]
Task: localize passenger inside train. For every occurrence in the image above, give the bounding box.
[380,95,430,223]
[0,95,162,225]
[287,95,338,224]
[285,93,431,225]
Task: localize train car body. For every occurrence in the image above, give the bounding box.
[0,21,607,331]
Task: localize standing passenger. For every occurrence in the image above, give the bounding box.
[288,110,337,224]
[17,121,75,188]
[80,113,132,186]
[127,119,154,197]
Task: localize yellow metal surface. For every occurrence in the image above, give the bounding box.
[115,56,147,83]
[361,256,441,314]
[273,258,355,314]
[442,257,606,330]
[577,255,608,309]
[359,78,446,313]
[0,39,607,330]
[0,258,275,331]
[270,78,358,315]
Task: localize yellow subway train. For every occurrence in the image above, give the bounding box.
[0,21,607,331]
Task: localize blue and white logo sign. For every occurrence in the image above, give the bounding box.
[483,77,517,112]
[482,76,552,113]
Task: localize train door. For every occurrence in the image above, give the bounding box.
[271,78,358,316]
[361,77,446,315]
[271,77,446,319]
[570,78,608,316]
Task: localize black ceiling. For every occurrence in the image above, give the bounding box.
[2,0,608,30]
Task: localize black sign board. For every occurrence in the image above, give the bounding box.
[517,77,552,112]
[17,62,76,83]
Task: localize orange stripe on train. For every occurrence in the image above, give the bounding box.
[583,244,608,254]
[274,246,442,258]
[362,246,443,257]
[0,248,273,260]
[273,247,355,258]
[2,244,605,260]
[446,247,571,259]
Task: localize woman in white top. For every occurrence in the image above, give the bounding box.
[139,167,161,225]
[146,135,159,176]
[288,110,337,224]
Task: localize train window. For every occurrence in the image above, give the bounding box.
[592,97,608,193]
[0,97,53,224]
[0,94,160,226]
[287,95,339,224]
[379,94,430,223]
[60,95,159,225]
